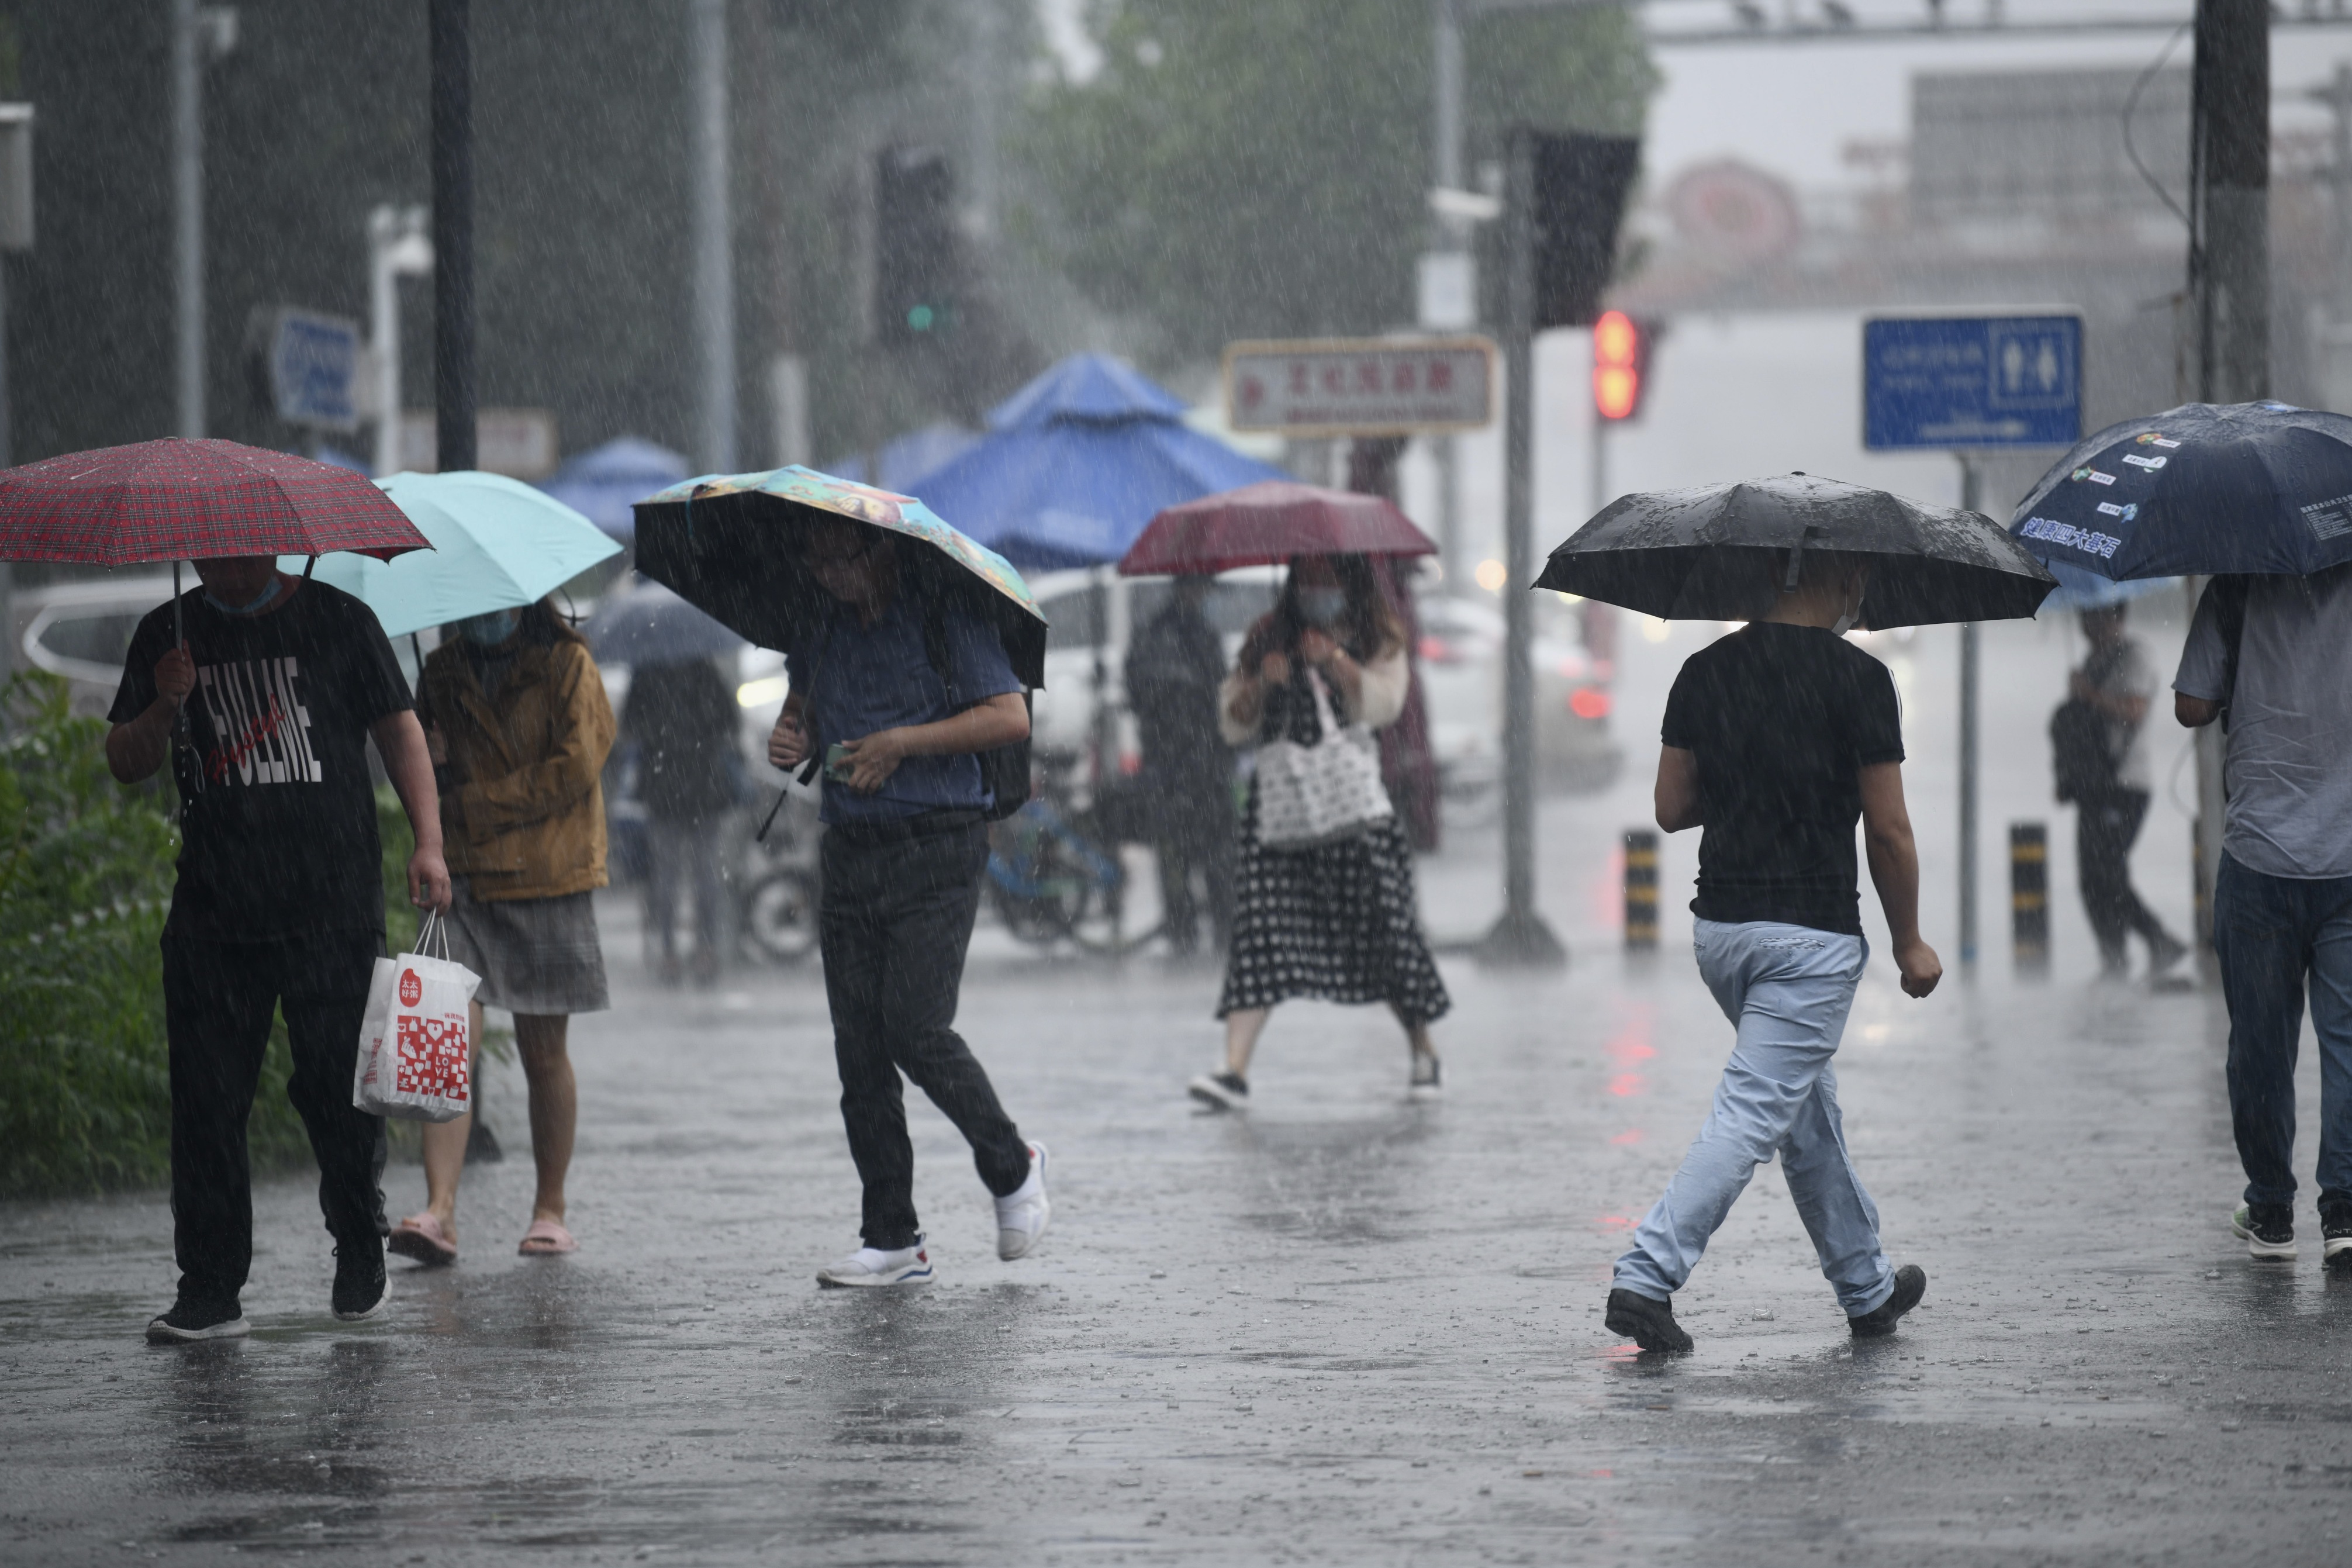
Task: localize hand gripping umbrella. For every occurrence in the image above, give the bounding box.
[2009,400,2352,581]
[1118,480,1438,576]
[630,465,1049,837]
[1535,472,2055,628]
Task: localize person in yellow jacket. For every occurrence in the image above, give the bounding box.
[389,598,616,1263]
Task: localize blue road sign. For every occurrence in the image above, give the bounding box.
[1863,313,2082,450]
[263,308,364,432]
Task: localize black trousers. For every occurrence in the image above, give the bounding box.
[163,928,386,1308]
[1156,801,1235,955]
[2076,788,2170,966]
[818,820,1031,1250]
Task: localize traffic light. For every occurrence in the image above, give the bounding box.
[875,146,956,346]
[1529,132,1641,331]
[1591,310,1654,423]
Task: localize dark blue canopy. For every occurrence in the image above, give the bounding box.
[910,354,1288,571]
[540,437,695,542]
[2009,402,2352,580]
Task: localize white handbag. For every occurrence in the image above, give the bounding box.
[1253,668,1394,850]
[352,910,483,1124]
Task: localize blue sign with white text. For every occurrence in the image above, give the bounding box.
[1863,313,2082,451]
[265,308,364,432]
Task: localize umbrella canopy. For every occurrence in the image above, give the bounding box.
[632,464,1048,689]
[579,579,743,666]
[274,470,620,638]
[0,437,428,565]
[910,353,1288,570]
[537,436,695,541]
[824,422,979,492]
[1119,481,1439,576]
[1537,472,2056,628]
[2009,400,2352,581]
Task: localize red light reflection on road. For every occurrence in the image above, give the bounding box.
[1608,1073,1644,1097]
[1609,1127,1644,1145]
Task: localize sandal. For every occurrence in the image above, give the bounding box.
[387,1212,458,1267]
[517,1218,578,1256]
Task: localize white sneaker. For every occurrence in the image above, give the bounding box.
[816,1238,936,1288]
[1409,1052,1443,1100]
[996,1142,1051,1261]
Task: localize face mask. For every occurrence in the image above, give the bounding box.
[458,608,521,644]
[1296,587,1346,626]
[202,575,283,616]
[1830,608,1858,637]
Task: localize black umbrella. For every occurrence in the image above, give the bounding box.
[579,580,744,666]
[1535,472,2056,628]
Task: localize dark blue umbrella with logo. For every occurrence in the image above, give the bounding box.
[2008,401,2352,581]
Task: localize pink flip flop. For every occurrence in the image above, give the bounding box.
[517,1219,578,1257]
[387,1212,458,1267]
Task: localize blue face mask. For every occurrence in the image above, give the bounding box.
[201,574,284,616]
[457,608,522,645]
[1296,586,1346,626]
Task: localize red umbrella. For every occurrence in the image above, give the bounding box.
[0,437,428,566]
[1117,480,1438,576]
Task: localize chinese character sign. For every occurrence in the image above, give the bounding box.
[1225,336,1496,437]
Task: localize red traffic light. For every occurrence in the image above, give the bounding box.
[1592,310,1651,423]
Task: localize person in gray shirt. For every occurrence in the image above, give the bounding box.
[2174,564,2352,1269]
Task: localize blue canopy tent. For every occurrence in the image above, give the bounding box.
[825,422,980,493]
[538,437,693,541]
[910,354,1288,571]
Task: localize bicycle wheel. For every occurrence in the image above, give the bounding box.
[742,869,820,964]
[987,811,1094,946]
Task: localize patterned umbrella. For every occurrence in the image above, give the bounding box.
[632,464,1047,689]
[0,437,430,565]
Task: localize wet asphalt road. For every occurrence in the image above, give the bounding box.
[6,612,2350,1564]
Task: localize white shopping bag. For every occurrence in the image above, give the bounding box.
[353,910,482,1123]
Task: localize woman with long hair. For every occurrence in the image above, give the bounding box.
[390,595,616,1263]
[1188,553,1449,1110]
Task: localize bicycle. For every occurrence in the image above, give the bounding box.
[985,758,1161,955]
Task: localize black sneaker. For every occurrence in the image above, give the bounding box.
[1849,1263,1928,1337]
[2321,1204,2352,1270]
[1188,1070,1249,1112]
[331,1242,391,1322]
[1604,1287,1694,1353]
[146,1297,249,1344]
[2231,1203,2296,1261]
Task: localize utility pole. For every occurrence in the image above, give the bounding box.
[1427,0,1469,590]
[1479,126,1567,969]
[431,0,475,472]
[690,0,736,475]
[2185,0,2268,963]
[171,0,206,440]
[1957,457,1981,970]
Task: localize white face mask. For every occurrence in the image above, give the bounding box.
[1830,608,1858,637]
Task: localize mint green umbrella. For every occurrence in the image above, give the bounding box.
[277,470,621,637]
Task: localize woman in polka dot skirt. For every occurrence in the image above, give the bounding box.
[1187,554,1449,1111]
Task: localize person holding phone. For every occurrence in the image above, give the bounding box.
[765,518,1049,1288]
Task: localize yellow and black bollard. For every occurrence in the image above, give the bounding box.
[1624,830,1659,951]
[2011,822,2049,973]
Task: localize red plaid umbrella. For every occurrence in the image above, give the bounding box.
[0,437,428,566]
[1117,480,1437,576]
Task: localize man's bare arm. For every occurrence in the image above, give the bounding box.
[2176,692,2221,728]
[1858,761,1941,999]
[371,710,452,911]
[1654,745,1704,833]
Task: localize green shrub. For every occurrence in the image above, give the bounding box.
[0,674,426,1197]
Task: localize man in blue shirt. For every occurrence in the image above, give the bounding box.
[767,517,1049,1286]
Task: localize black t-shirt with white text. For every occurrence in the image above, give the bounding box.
[110,582,412,937]
[1660,622,1905,937]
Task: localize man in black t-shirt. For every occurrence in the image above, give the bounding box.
[1604,550,1942,1355]
[106,555,450,1344]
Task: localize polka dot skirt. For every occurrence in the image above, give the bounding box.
[1217,805,1451,1026]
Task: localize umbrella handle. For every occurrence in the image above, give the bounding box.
[755,785,791,843]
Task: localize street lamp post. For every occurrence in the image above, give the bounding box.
[690,0,735,475]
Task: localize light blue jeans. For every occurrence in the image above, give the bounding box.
[1613,918,1897,1318]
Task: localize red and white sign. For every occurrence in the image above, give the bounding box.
[1224,336,1496,437]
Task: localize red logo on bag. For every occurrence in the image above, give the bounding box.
[393,1014,470,1101]
[399,970,422,1007]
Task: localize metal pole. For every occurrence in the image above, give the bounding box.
[171,0,205,440]
[1431,0,1464,594]
[2333,64,2352,318]
[1479,128,1566,969]
[690,0,736,474]
[1957,454,1980,970]
[2187,0,2268,966]
[430,0,475,472]
[369,208,404,477]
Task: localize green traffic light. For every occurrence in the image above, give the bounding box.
[907,304,935,331]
